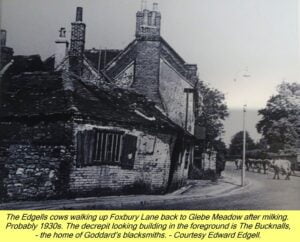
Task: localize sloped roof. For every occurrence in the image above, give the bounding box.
[84,49,121,71]
[103,37,198,85]
[44,49,122,73]
[0,66,193,137]
[6,55,45,75]
[0,72,70,118]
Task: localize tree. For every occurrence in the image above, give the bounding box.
[256,82,300,154]
[228,131,257,158]
[195,80,229,151]
[213,139,227,176]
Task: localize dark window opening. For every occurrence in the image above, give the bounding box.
[76,129,137,169]
[184,147,190,169]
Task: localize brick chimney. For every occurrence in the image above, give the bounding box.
[69,7,86,75]
[136,2,161,40]
[54,27,69,68]
[133,3,162,105]
[0,29,14,70]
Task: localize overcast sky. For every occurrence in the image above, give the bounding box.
[1,0,299,144]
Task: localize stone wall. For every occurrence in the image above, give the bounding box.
[0,120,73,145]
[0,146,9,200]
[0,120,74,200]
[2,144,73,200]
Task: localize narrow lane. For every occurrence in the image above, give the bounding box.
[144,162,300,210]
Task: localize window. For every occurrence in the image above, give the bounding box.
[94,131,123,163]
[76,129,137,169]
[184,146,191,169]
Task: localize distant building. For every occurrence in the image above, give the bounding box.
[0,5,204,201]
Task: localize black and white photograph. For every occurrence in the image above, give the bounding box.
[0,0,299,210]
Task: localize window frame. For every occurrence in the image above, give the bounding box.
[92,130,124,165]
[76,129,138,169]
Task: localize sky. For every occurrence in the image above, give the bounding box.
[1,0,299,145]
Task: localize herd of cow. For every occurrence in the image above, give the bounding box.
[234,158,294,180]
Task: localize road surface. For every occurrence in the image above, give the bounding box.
[140,162,300,210]
[1,162,299,210]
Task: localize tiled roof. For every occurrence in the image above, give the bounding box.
[0,72,70,118]
[84,49,122,71]
[0,66,192,137]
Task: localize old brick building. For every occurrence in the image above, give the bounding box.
[0,5,202,201]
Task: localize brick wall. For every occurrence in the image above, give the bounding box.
[69,123,176,195]
[133,40,161,105]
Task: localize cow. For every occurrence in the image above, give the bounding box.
[235,159,242,169]
[245,158,251,171]
[256,159,270,174]
[246,158,257,172]
[270,159,292,180]
[261,159,271,174]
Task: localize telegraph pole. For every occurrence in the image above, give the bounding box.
[241,104,247,186]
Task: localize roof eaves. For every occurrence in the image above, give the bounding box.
[160,37,187,65]
[104,39,138,71]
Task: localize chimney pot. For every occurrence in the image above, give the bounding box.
[76,7,83,22]
[59,27,66,38]
[153,3,158,11]
[55,27,69,68]
[141,0,147,10]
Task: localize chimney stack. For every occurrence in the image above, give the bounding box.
[69,7,86,76]
[133,3,162,104]
[54,27,69,68]
[0,29,14,70]
[136,2,161,40]
[1,29,6,47]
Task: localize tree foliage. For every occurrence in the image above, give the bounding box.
[214,139,227,175]
[256,82,300,154]
[195,80,229,150]
[228,131,257,158]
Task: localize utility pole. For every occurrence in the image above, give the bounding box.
[241,104,247,186]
